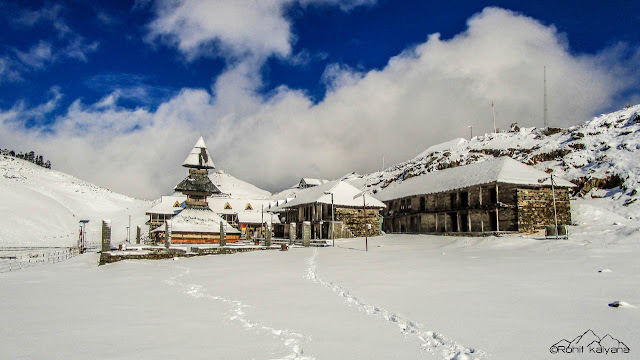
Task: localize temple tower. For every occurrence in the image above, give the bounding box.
[174,136,221,208]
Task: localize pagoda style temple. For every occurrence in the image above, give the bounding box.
[152,137,240,244]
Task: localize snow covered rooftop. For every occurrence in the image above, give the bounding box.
[145,195,186,215]
[208,198,275,214]
[376,157,575,202]
[272,180,385,211]
[182,136,216,169]
[154,208,239,234]
[237,212,281,225]
[300,178,329,187]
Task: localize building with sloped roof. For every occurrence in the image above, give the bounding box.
[146,195,185,237]
[376,157,575,234]
[298,178,329,189]
[272,180,385,239]
[207,198,280,239]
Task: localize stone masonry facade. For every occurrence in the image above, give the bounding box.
[382,182,572,234]
[335,207,380,237]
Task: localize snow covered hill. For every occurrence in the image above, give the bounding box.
[351,104,640,207]
[209,170,271,199]
[0,156,152,247]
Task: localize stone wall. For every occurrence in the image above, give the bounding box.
[99,246,277,265]
[170,232,241,244]
[517,187,571,231]
[335,207,380,237]
[382,182,571,234]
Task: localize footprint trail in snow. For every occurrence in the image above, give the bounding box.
[165,263,313,360]
[305,248,489,360]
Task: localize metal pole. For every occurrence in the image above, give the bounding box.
[551,174,559,239]
[363,194,368,252]
[128,215,131,243]
[468,124,473,140]
[544,66,548,130]
[261,204,264,240]
[331,193,335,247]
[492,102,497,133]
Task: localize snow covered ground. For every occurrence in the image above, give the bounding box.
[1,198,638,360]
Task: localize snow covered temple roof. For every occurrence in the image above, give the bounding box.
[376,157,576,202]
[152,208,239,234]
[174,171,220,194]
[182,136,216,169]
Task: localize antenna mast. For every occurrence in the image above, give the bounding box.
[491,102,497,133]
[544,66,548,130]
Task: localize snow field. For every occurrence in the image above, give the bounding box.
[2,198,638,360]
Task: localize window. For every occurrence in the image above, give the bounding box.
[245,203,253,210]
[460,191,469,208]
[173,201,181,207]
[489,188,498,204]
[224,202,232,210]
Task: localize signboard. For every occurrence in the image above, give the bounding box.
[241,224,247,239]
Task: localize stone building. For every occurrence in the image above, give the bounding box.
[298,178,329,189]
[272,180,385,239]
[376,158,574,234]
[150,137,239,243]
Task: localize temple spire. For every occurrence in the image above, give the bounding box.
[182,136,215,169]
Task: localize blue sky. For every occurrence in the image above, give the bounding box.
[1,0,639,198]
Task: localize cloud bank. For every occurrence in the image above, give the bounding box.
[1,7,639,199]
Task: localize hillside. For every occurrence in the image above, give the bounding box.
[349,105,640,208]
[209,170,271,199]
[0,156,152,247]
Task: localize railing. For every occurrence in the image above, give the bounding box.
[0,247,81,273]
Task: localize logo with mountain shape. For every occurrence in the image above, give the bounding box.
[550,330,630,355]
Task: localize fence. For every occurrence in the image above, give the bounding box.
[0,247,80,273]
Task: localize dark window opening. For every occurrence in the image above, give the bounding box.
[449,213,458,232]
[489,211,498,231]
[420,197,426,212]
[460,213,469,232]
[450,193,457,209]
[489,188,498,204]
[460,191,469,208]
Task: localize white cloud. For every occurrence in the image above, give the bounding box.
[0,56,23,82]
[84,73,174,105]
[147,0,293,60]
[2,7,639,199]
[14,42,54,69]
[299,0,377,11]
[11,3,72,37]
[145,0,376,61]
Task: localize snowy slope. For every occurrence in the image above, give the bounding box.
[209,170,271,199]
[0,156,152,247]
[352,105,640,205]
